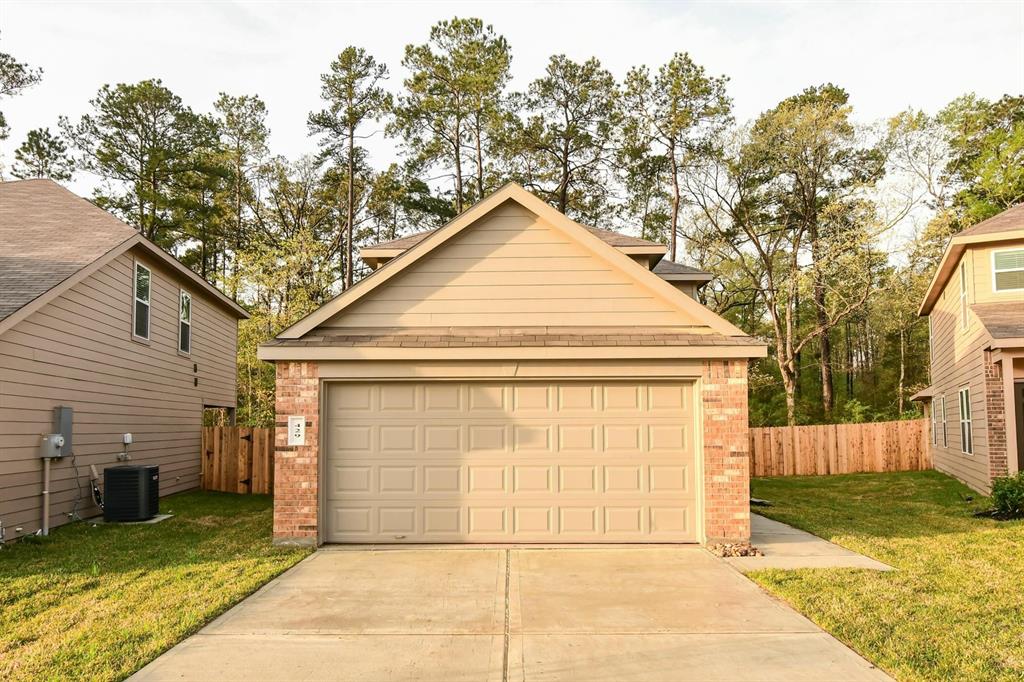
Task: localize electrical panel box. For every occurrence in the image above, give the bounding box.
[54,405,73,455]
[40,433,65,458]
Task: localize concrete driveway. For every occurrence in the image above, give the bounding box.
[132,547,889,681]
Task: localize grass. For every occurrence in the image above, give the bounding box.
[750,470,1024,682]
[0,491,311,682]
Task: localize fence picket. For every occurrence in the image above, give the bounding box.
[749,419,930,477]
[200,426,274,495]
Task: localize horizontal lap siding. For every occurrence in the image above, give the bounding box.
[322,202,703,330]
[0,247,238,535]
[928,250,992,492]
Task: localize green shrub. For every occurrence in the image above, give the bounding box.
[990,472,1024,516]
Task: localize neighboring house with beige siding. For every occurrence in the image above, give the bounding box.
[913,204,1024,493]
[0,179,248,538]
[258,183,766,547]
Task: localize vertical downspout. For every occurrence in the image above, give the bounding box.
[42,457,51,536]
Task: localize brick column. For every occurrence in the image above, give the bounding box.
[701,359,751,543]
[984,354,1008,481]
[273,361,320,546]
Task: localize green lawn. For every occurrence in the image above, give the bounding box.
[0,492,311,682]
[750,471,1024,682]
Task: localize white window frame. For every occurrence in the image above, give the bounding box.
[178,289,192,355]
[991,247,1024,292]
[959,260,969,330]
[958,387,973,455]
[132,261,151,341]
[930,400,938,445]
[938,395,948,448]
[927,316,933,364]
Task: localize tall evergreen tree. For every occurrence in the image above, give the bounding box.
[509,55,619,222]
[309,47,390,289]
[392,17,512,213]
[61,79,218,249]
[12,127,74,181]
[621,53,731,260]
[215,93,270,296]
[0,49,42,142]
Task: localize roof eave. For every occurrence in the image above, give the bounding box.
[257,343,769,362]
[919,229,1024,316]
[131,238,249,319]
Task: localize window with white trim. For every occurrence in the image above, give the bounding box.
[958,388,973,454]
[927,316,933,363]
[959,260,969,329]
[133,262,151,340]
[938,395,948,447]
[992,248,1024,292]
[178,290,192,354]
[930,401,937,445]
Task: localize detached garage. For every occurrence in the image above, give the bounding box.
[258,183,766,546]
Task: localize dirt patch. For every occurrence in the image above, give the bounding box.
[973,509,1024,522]
[707,542,764,557]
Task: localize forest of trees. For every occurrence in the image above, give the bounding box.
[1,18,1022,427]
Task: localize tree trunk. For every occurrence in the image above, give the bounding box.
[345,125,355,290]
[809,224,834,418]
[669,141,680,262]
[453,117,464,213]
[474,117,485,200]
[898,323,906,415]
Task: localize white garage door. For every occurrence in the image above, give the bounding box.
[324,381,698,543]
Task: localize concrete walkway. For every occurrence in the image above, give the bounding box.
[726,514,893,572]
[131,547,891,682]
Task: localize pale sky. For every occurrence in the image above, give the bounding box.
[2,0,1022,198]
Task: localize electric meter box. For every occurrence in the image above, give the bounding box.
[40,433,65,458]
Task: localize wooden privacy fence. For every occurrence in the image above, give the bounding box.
[201,426,274,494]
[749,418,931,477]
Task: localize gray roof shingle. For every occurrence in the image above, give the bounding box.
[262,326,761,349]
[957,204,1024,237]
[971,302,1024,339]
[0,179,137,321]
[366,224,665,251]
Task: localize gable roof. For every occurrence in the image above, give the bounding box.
[919,203,1024,315]
[276,182,746,340]
[0,179,248,335]
[957,204,1024,238]
[1,179,137,321]
[358,222,669,270]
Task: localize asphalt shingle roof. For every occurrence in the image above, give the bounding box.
[0,179,137,321]
[366,224,664,250]
[971,302,1024,340]
[262,326,760,349]
[957,204,1024,237]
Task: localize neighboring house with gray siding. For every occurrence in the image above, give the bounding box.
[913,204,1024,493]
[0,179,248,538]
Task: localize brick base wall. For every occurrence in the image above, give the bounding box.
[701,359,751,543]
[985,354,1008,481]
[273,361,320,546]
[270,360,752,546]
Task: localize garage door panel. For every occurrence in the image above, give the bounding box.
[513,424,551,452]
[325,380,697,543]
[424,465,462,493]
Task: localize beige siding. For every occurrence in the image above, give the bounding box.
[927,250,993,492]
[319,202,707,330]
[0,246,238,535]
[968,237,1024,304]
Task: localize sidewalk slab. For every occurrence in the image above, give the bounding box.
[727,514,893,572]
